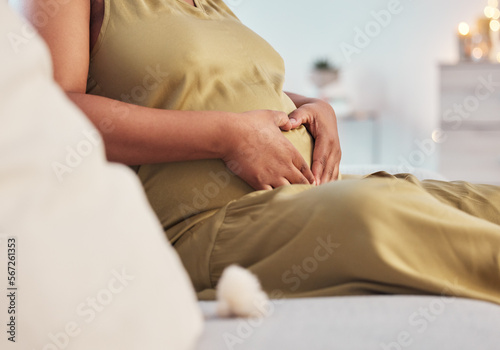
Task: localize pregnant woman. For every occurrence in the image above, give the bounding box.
[19,0,500,303]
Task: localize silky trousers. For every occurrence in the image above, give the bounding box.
[172,172,500,304]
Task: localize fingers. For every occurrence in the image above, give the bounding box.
[274,111,293,131]
[312,140,341,185]
[311,155,326,185]
[256,159,313,190]
[286,169,313,186]
[257,165,310,190]
[331,163,340,182]
[291,153,315,185]
[331,147,342,181]
[273,178,292,188]
[320,163,335,184]
[251,177,292,191]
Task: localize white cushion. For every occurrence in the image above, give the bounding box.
[1,3,202,349]
[198,296,500,350]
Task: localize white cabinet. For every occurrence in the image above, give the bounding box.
[438,63,500,185]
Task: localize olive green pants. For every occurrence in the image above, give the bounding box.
[173,172,500,304]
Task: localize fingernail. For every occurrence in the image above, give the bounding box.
[290,118,297,124]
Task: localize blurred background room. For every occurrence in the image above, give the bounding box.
[228,0,500,185]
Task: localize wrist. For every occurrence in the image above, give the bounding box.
[213,111,240,160]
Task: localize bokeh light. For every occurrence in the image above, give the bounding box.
[490,19,500,31]
[458,22,470,35]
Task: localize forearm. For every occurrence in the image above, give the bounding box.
[284,91,321,108]
[67,92,232,165]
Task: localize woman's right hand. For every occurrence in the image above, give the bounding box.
[222,110,315,190]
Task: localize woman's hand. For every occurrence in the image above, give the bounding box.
[287,95,342,185]
[221,110,315,190]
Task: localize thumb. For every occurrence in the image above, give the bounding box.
[275,111,293,131]
[288,109,305,129]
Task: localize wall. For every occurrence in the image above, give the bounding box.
[228,0,488,169]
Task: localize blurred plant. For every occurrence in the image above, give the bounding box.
[313,58,339,72]
[311,58,339,89]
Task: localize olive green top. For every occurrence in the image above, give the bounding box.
[87,0,313,241]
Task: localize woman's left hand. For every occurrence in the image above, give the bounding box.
[287,97,341,185]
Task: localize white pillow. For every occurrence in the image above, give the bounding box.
[0,3,202,350]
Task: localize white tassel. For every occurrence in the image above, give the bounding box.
[216,265,269,318]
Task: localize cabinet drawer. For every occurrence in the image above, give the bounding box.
[440,63,500,124]
[439,130,500,185]
[440,63,500,90]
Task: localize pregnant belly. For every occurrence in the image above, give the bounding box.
[138,125,314,234]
